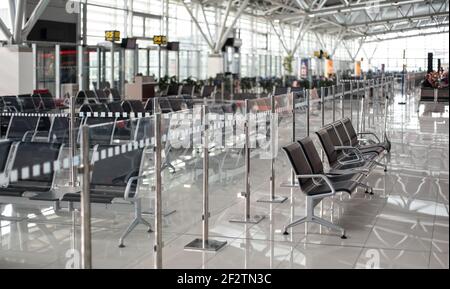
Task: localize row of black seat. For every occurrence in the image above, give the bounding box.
[282,118,391,238]
[1,93,57,113]
[0,140,149,247]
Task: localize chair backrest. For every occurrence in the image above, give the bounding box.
[144,98,154,112]
[181,85,194,96]
[85,117,116,145]
[2,96,21,112]
[49,117,70,144]
[341,118,358,146]
[134,117,154,142]
[333,121,351,147]
[107,101,125,113]
[168,98,184,112]
[298,137,324,175]
[18,94,37,112]
[6,116,40,141]
[167,84,180,96]
[274,87,289,96]
[157,98,173,113]
[0,140,13,173]
[39,92,56,110]
[95,89,109,103]
[182,95,194,109]
[325,125,344,158]
[282,142,314,190]
[75,91,87,105]
[31,94,43,109]
[85,90,99,103]
[201,86,215,98]
[109,88,122,102]
[91,145,143,187]
[316,127,338,167]
[9,142,62,190]
[129,100,146,113]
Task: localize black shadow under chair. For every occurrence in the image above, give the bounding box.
[0,142,62,198]
[282,142,357,238]
[60,144,152,247]
[5,116,40,141]
[341,118,391,153]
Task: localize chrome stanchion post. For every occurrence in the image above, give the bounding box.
[154,113,163,269]
[356,81,360,132]
[361,84,366,132]
[80,125,92,269]
[306,89,310,137]
[258,94,287,203]
[332,85,336,122]
[230,100,265,224]
[291,92,296,185]
[69,96,77,187]
[321,87,325,127]
[350,80,354,122]
[185,105,227,252]
[341,83,345,119]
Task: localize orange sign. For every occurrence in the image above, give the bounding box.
[326,59,334,77]
[355,61,362,77]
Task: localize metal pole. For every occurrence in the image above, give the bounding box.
[80,125,92,269]
[69,96,77,187]
[332,85,336,122]
[356,81,360,132]
[111,43,115,89]
[341,83,345,119]
[321,87,325,127]
[361,86,366,132]
[230,100,264,224]
[97,47,102,90]
[306,89,310,137]
[55,44,61,98]
[291,92,296,185]
[350,81,354,122]
[258,94,287,203]
[154,113,163,268]
[185,106,227,252]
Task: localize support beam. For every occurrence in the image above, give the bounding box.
[269,20,289,54]
[345,22,449,39]
[365,29,449,43]
[22,0,51,40]
[200,4,214,46]
[0,17,12,41]
[182,1,214,50]
[13,0,25,44]
[8,0,16,32]
[291,19,312,56]
[215,0,233,52]
[330,28,345,57]
[217,0,250,52]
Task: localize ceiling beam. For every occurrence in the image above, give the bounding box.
[365,29,449,43]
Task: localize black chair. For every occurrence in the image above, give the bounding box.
[182,95,194,109]
[39,92,57,111]
[107,101,125,114]
[200,85,215,98]
[47,117,71,144]
[180,85,194,97]
[18,94,37,112]
[0,140,13,174]
[0,142,62,197]
[95,89,110,103]
[85,90,99,104]
[109,88,122,102]
[83,117,116,145]
[6,116,40,141]
[166,84,180,96]
[144,98,154,113]
[157,98,173,113]
[333,120,386,155]
[341,118,391,153]
[282,142,354,238]
[168,97,185,112]
[61,145,152,247]
[2,96,22,112]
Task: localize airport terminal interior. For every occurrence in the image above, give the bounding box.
[0,0,448,269]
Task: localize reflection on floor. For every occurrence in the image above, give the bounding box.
[0,89,448,269]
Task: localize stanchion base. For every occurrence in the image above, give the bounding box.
[229,215,265,224]
[184,239,227,252]
[257,196,288,204]
[143,209,177,217]
[398,102,406,105]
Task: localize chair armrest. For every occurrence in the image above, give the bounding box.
[335,146,363,163]
[358,132,381,143]
[123,176,143,200]
[328,168,369,176]
[296,174,336,195]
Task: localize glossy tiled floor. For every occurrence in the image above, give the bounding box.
[0,87,448,269]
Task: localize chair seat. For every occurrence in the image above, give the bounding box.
[305,180,358,196]
[0,187,26,197]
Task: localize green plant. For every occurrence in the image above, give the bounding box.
[283,54,294,75]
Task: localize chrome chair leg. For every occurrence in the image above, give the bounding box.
[118,198,153,248]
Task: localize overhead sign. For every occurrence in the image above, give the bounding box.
[153,35,168,45]
[105,31,121,42]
